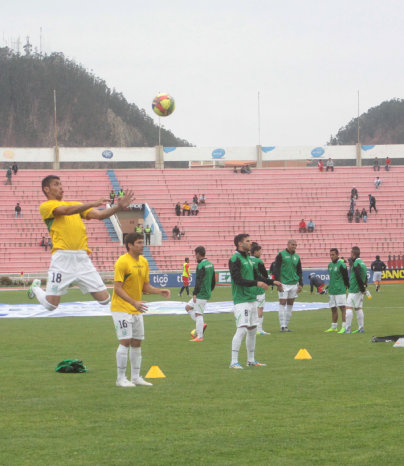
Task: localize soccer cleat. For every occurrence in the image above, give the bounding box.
[257,330,270,335]
[247,361,267,367]
[116,378,135,387]
[27,279,41,299]
[281,327,291,332]
[337,328,346,334]
[345,328,351,334]
[352,328,365,334]
[324,327,338,333]
[189,337,204,342]
[131,377,152,386]
[229,362,243,369]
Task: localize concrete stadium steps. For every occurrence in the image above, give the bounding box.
[115,166,404,270]
[0,169,123,273]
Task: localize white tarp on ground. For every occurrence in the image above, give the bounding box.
[0,301,328,318]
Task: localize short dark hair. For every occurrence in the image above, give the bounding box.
[194,246,206,257]
[185,257,189,262]
[234,233,249,247]
[251,243,261,254]
[125,232,144,250]
[330,248,339,255]
[41,175,60,196]
[376,255,380,260]
[352,246,361,257]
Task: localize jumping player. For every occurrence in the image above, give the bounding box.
[27,175,134,310]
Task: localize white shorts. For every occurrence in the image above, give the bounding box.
[233,302,258,328]
[112,312,145,340]
[373,271,382,282]
[256,293,265,308]
[45,250,106,296]
[329,294,347,308]
[186,298,208,314]
[347,293,364,309]
[278,283,298,300]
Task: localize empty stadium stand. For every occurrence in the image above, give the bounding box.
[1,166,403,276]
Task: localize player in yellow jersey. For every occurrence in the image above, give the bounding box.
[27,175,134,311]
[111,232,171,387]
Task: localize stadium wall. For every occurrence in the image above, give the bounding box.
[1,145,403,169]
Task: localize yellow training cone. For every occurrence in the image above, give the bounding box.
[294,349,312,360]
[145,365,166,378]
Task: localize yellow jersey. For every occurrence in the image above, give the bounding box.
[111,253,150,315]
[40,200,92,254]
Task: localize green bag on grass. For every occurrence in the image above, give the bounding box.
[55,359,88,373]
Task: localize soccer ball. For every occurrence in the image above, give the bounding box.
[190,329,196,338]
[152,93,175,117]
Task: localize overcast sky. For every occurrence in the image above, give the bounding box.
[2,0,404,147]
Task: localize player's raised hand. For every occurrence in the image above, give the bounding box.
[117,189,135,209]
[94,198,110,207]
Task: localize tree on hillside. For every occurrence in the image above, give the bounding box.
[329,99,404,145]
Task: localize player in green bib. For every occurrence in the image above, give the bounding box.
[229,234,282,369]
[250,243,270,335]
[325,248,350,333]
[185,246,215,341]
[273,239,303,332]
[346,246,368,334]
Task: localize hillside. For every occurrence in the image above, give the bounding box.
[329,99,404,145]
[0,47,191,148]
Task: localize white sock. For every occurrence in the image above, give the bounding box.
[286,304,293,326]
[345,309,353,330]
[188,310,196,321]
[116,344,128,380]
[231,327,247,365]
[278,304,286,328]
[246,328,257,363]
[33,287,57,311]
[331,322,338,329]
[257,316,263,332]
[130,346,142,380]
[196,315,204,338]
[356,309,364,329]
[341,321,346,329]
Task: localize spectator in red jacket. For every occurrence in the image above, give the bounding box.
[299,219,307,233]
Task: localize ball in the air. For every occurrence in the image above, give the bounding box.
[152,93,175,117]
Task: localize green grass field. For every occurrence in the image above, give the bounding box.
[1,284,404,465]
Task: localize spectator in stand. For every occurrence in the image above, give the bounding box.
[374,176,382,190]
[240,165,247,174]
[326,158,334,172]
[190,202,199,216]
[299,219,307,233]
[5,166,12,185]
[144,225,152,245]
[369,194,377,213]
[385,156,391,171]
[318,160,324,172]
[245,164,252,174]
[199,194,206,204]
[118,188,125,198]
[40,236,46,249]
[350,197,356,213]
[233,166,238,173]
[46,237,52,251]
[360,208,368,223]
[182,202,191,216]
[109,190,116,205]
[192,194,199,205]
[172,225,181,240]
[12,162,18,175]
[354,209,361,223]
[15,202,22,218]
[351,187,358,199]
[373,157,380,171]
[347,210,353,223]
[307,219,315,232]
[175,202,181,216]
